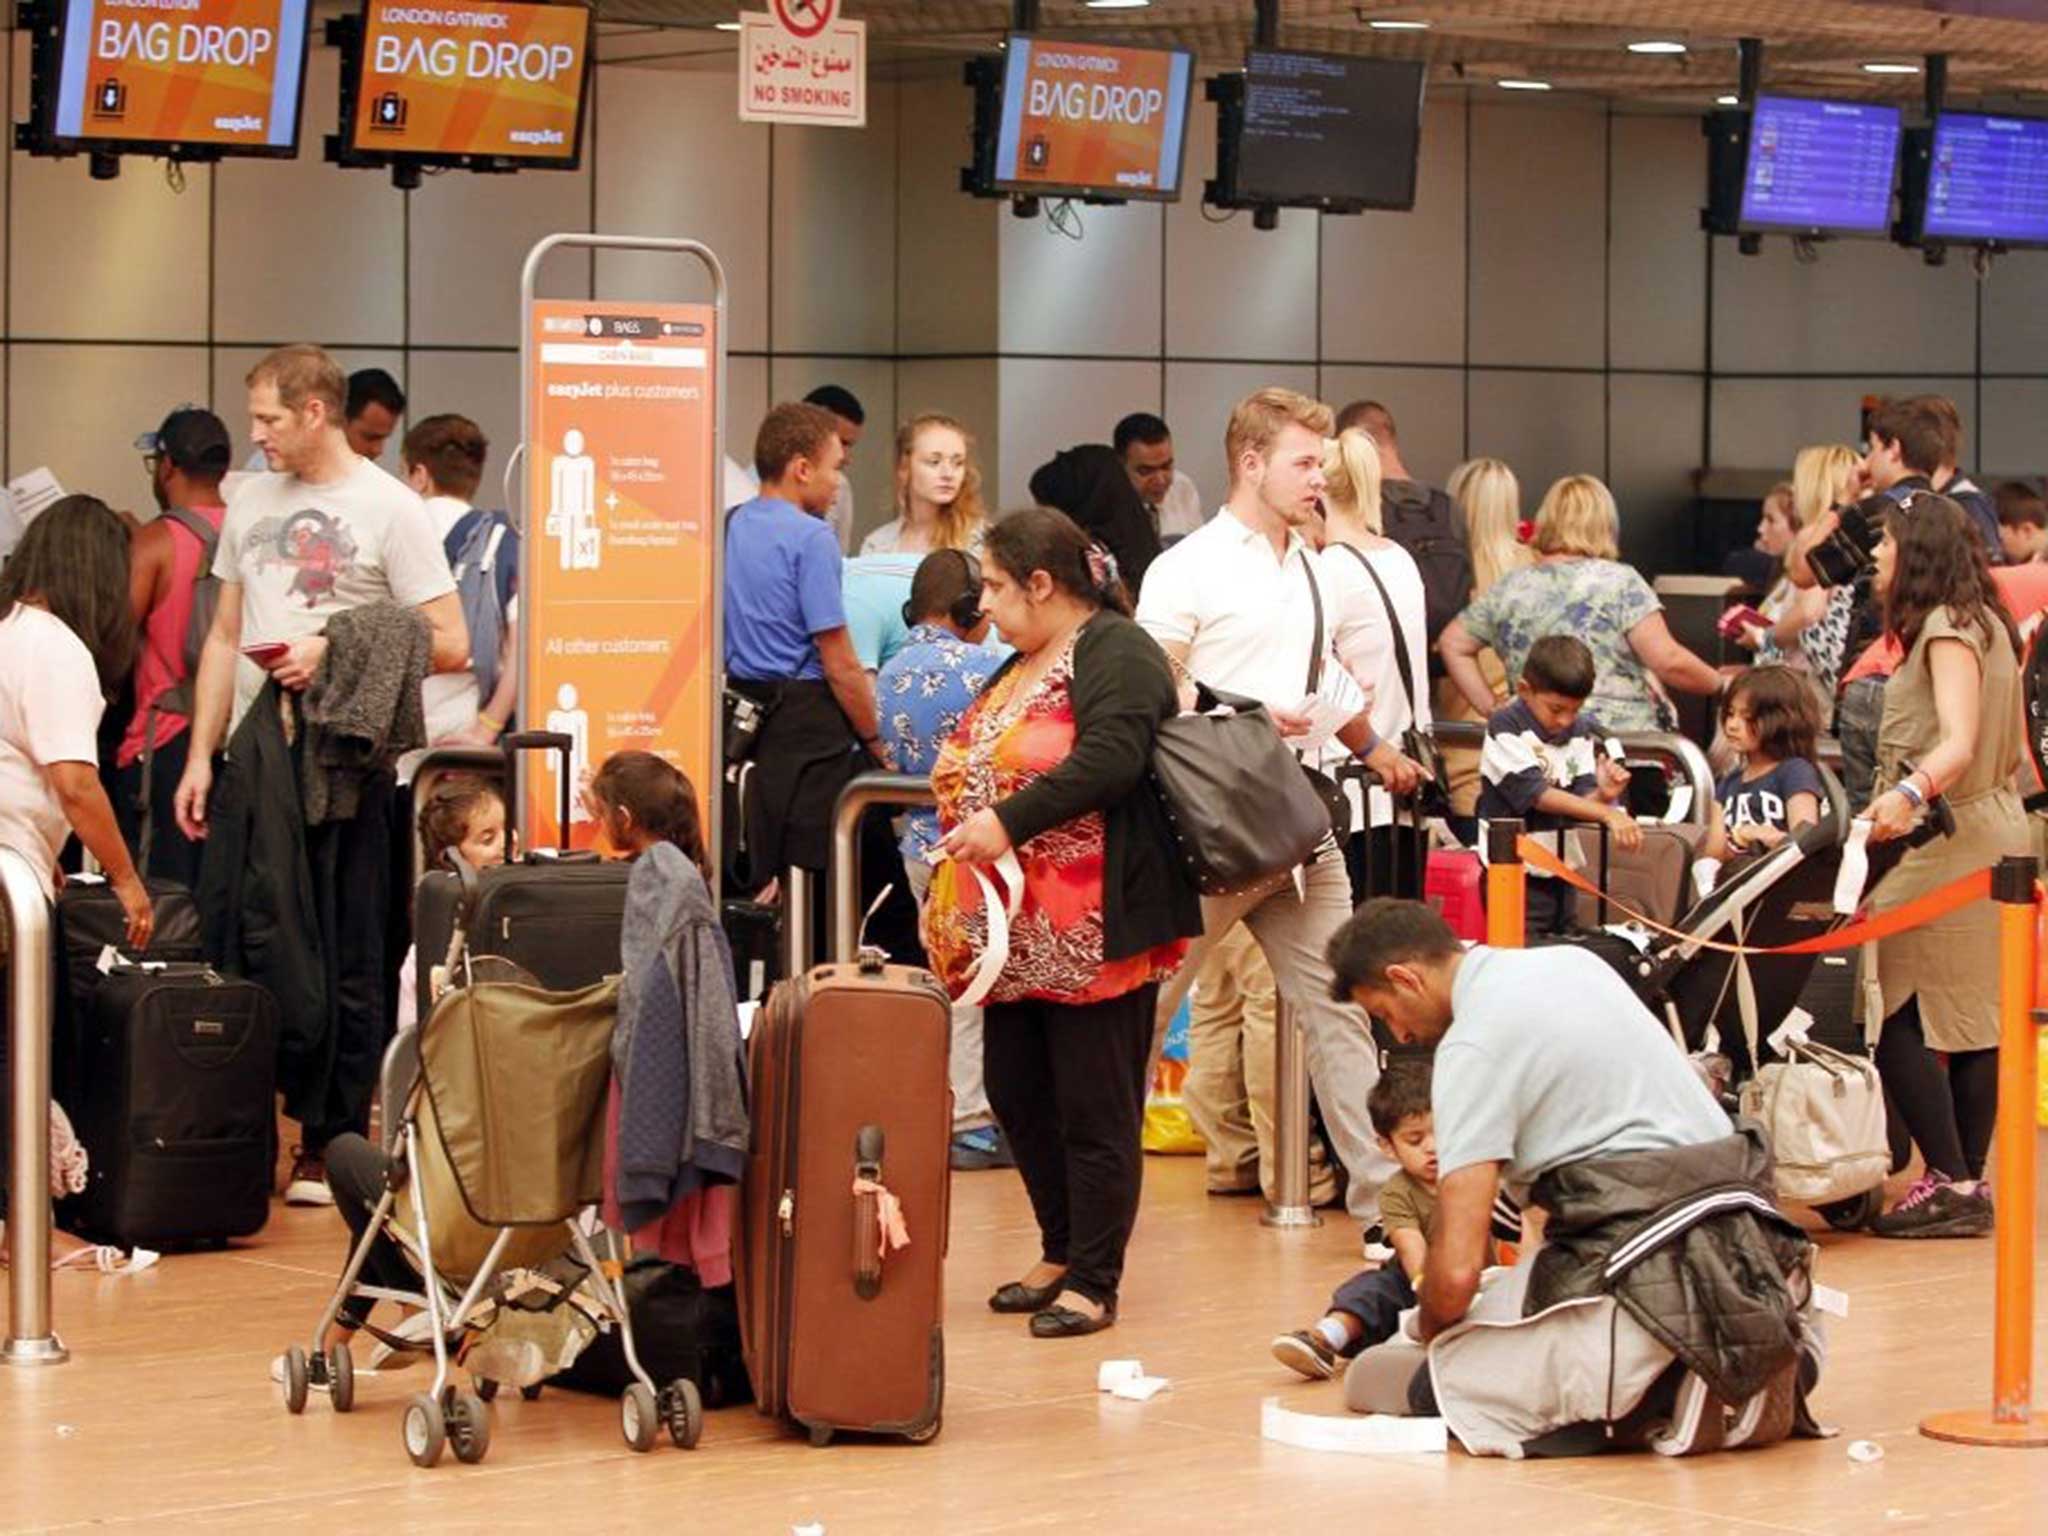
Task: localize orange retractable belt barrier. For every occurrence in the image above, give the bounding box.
[1514,835,1993,957]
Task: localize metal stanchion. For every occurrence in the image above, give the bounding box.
[1922,854,2046,1448]
[1484,819,1526,948]
[2,847,66,1366]
[783,867,814,983]
[1261,998,1321,1230]
[828,773,936,963]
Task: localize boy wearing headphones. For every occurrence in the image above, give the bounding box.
[876,550,1011,1169]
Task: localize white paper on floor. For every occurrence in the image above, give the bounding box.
[1813,1283,1850,1319]
[1097,1359,1143,1392]
[1110,1375,1170,1402]
[1260,1397,1448,1456]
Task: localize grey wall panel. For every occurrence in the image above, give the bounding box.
[1609,114,1706,373]
[1467,369,1606,510]
[1469,103,1605,369]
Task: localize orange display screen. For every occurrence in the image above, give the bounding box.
[350,0,589,163]
[51,0,310,151]
[992,34,1194,199]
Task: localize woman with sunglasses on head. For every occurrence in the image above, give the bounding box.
[922,508,1200,1338]
[1861,491,2028,1239]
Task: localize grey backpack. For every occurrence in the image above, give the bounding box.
[448,509,513,705]
[153,506,221,718]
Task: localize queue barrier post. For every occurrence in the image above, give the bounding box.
[1921,854,2046,1448]
[2,847,67,1366]
[1484,820,1526,949]
[1261,998,1322,1231]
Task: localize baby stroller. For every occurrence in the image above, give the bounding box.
[277,859,705,1467]
[1547,781,1953,1226]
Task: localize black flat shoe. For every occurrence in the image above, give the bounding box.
[989,1279,1064,1314]
[1029,1303,1116,1339]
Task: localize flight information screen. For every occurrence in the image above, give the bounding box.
[1924,112,2048,245]
[1740,95,1901,234]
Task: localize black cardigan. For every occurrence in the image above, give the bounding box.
[987,611,1203,962]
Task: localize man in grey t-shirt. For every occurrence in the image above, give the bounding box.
[1326,899,1729,1343]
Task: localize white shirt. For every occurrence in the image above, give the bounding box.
[420,495,482,741]
[1135,508,1329,712]
[1153,470,1206,541]
[0,606,104,899]
[1316,540,1433,828]
[722,455,760,514]
[859,518,987,558]
[217,457,455,728]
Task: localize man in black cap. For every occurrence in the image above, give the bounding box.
[114,406,233,887]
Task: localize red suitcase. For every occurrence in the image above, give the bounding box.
[737,955,952,1445]
[1425,848,1486,941]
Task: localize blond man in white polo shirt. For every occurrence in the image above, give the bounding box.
[1137,387,1423,1226]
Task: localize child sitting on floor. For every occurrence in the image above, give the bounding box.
[1477,634,1637,937]
[1270,1066,1440,1380]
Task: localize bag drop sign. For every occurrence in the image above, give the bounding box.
[524,301,719,851]
[351,0,590,160]
[54,0,309,147]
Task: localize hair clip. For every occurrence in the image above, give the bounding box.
[1086,543,1120,590]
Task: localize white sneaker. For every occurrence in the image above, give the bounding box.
[368,1310,438,1372]
[1360,1224,1395,1265]
[283,1147,335,1208]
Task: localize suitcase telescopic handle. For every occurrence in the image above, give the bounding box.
[503,730,577,851]
[853,1124,885,1301]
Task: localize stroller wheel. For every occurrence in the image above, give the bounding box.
[621,1383,659,1453]
[281,1346,310,1415]
[521,1383,544,1402]
[473,1377,499,1403]
[1818,1188,1884,1232]
[448,1390,492,1465]
[403,1393,447,1468]
[660,1378,704,1450]
[329,1342,355,1414]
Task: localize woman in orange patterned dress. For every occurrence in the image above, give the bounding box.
[925,509,1200,1338]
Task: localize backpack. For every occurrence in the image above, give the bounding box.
[153,506,221,718]
[1378,480,1474,665]
[446,508,516,706]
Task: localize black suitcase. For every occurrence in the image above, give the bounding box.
[52,874,205,1113]
[66,962,277,1247]
[722,898,781,1004]
[412,732,628,1018]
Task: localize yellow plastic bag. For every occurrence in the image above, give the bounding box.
[1143,995,1204,1156]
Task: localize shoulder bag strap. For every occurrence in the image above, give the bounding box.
[159,504,219,562]
[1297,547,1325,696]
[1339,543,1418,722]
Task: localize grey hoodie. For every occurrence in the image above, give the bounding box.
[613,841,750,1231]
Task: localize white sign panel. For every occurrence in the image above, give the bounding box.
[737,11,866,127]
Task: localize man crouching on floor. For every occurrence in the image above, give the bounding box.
[1326,899,1828,1459]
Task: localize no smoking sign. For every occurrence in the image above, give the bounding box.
[770,0,833,39]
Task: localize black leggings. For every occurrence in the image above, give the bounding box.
[983,984,1156,1310]
[1873,998,1999,1183]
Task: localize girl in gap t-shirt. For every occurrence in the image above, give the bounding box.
[1707,664,1826,860]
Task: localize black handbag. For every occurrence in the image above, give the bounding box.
[1152,684,1334,896]
[1150,549,1341,895]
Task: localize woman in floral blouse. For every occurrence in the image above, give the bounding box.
[1441,473,1720,734]
[924,508,1200,1339]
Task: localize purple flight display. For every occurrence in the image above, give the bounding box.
[1740,95,1901,234]
[1925,112,2048,244]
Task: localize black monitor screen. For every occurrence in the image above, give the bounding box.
[1924,111,2048,245]
[1233,50,1424,210]
[1739,94,1901,235]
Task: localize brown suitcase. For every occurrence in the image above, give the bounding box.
[737,955,952,1446]
[1568,822,1711,930]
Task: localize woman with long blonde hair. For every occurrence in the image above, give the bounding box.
[1743,445,1860,718]
[1442,473,1719,732]
[1435,458,1530,820]
[861,414,990,556]
[1317,428,1433,897]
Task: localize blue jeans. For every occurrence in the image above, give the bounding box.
[1330,1262,1417,1354]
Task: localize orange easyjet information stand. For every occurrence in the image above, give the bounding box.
[516,235,727,874]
